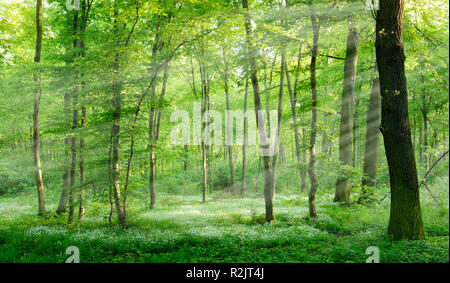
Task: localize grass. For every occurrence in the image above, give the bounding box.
[0,190,448,263]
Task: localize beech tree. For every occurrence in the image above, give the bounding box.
[375,0,425,240]
[335,25,359,205]
[33,0,45,216]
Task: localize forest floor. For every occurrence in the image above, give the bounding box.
[0,190,448,263]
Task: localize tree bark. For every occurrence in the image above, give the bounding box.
[376,0,424,240]
[335,25,359,205]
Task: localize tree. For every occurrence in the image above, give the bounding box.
[242,0,274,223]
[32,0,45,216]
[68,9,79,225]
[241,79,249,196]
[334,25,359,205]
[223,49,236,195]
[285,43,307,193]
[307,1,320,218]
[110,1,127,228]
[376,0,425,240]
[359,63,381,203]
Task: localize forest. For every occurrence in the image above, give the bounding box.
[0,0,448,263]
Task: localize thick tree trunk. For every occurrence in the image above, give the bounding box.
[33,0,45,216]
[376,0,424,240]
[335,25,359,205]
[242,0,273,223]
[308,6,320,218]
[359,64,381,203]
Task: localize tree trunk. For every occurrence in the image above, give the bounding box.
[359,64,381,203]
[56,91,71,214]
[421,84,428,171]
[335,25,359,205]
[376,0,424,240]
[270,52,286,201]
[198,46,209,202]
[78,0,88,223]
[33,0,45,216]
[68,11,79,225]
[241,79,248,196]
[224,54,236,194]
[242,0,274,223]
[147,61,170,209]
[308,4,320,218]
[110,4,127,228]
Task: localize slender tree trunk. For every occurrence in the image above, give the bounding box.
[198,46,209,202]
[352,82,362,168]
[78,0,88,223]
[243,0,273,223]
[308,4,320,218]
[68,11,79,225]
[335,25,359,205]
[224,54,236,194]
[110,4,127,228]
[241,79,249,196]
[148,78,157,209]
[33,0,45,216]
[300,131,308,193]
[270,52,286,200]
[421,86,428,171]
[359,64,381,203]
[376,0,424,240]
[148,62,170,209]
[56,91,71,214]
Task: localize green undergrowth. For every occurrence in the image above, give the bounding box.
[0,192,448,263]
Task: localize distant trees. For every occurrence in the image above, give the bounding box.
[2,0,443,239]
[375,0,424,239]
